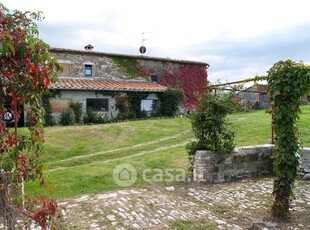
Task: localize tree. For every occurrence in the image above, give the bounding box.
[267,60,310,219]
[0,4,61,228]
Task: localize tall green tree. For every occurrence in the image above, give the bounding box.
[0,4,61,228]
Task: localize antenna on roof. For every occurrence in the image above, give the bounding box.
[139,31,155,55]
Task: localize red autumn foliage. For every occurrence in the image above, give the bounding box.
[6,134,17,147]
[1,4,62,228]
[159,65,208,111]
[23,196,58,229]
[17,154,28,180]
[33,197,58,229]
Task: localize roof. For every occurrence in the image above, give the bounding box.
[49,78,167,92]
[50,47,209,67]
[236,84,267,95]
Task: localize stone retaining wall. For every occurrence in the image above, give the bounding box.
[193,144,310,183]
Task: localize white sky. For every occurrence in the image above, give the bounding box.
[2,0,310,82]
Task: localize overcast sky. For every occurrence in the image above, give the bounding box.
[2,0,310,83]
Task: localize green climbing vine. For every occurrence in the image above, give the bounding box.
[112,56,141,78]
[185,60,310,219]
[267,60,310,219]
[157,88,183,117]
[126,92,149,119]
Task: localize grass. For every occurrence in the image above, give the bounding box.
[24,105,310,199]
[26,145,189,198]
[43,118,191,161]
[169,220,216,230]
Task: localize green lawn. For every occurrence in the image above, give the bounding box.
[25,105,310,199]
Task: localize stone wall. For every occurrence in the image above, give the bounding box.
[49,91,160,123]
[301,147,310,180]
[50,48,206,81]
[237,84,268,109]
[193,144,310,183]
[49,90,117,122]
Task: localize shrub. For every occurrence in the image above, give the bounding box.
[69,101,83,124]
[83,108,109,124]
[114,92,130,120]
[83,108,97,124]
[157,88,183,117]
[126,92,148,119]
[97,113,109,124]
[42,92,58,126]
[59,110,74,126]
[186,91,235,171]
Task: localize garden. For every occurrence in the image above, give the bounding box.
[1,2,310,229]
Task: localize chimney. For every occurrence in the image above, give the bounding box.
[84,44,94,51]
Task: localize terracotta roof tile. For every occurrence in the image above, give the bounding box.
[49,78,167,92]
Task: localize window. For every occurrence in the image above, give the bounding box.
[60,63,71,77]
[141,99,159,112]
[58,60,72,77]
[151,75,158,82]
[86,98,109,112]
[85,65,92,76]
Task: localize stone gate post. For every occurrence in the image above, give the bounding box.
[193,150,215,183]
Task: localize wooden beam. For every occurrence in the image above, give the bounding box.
[206,79,250,89]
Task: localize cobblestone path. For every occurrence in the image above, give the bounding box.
[57,178,310,229]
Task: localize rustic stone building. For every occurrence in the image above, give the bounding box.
[236,84,269,109]
[47,45,209,122]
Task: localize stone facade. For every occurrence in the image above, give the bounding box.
[50,48,207,81]
[49,90,116,121]
[50,91,159,121]
[236,84,268,109]
[193,145,310,183]
[45,47,209,123]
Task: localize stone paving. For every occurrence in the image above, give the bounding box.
[55,178,310,230]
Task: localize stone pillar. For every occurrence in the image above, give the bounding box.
[193,150,214,183]
[300,147,310,180]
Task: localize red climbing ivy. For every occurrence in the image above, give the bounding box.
[0,4,61,228]
[159,65,208,111]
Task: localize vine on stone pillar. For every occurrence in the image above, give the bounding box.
[267,60,310,219]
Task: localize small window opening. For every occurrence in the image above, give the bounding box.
[151,75,158,82]
[85,65,92,76]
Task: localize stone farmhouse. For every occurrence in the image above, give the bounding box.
[47,44,209,121]
[236,84,269,109]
